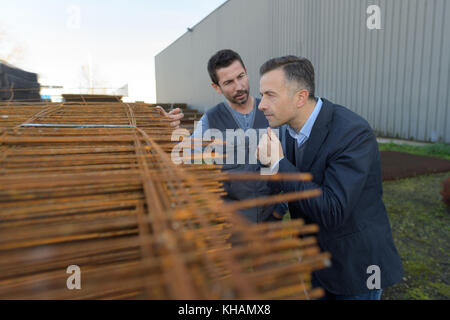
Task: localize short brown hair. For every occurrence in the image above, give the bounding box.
[207,49,246,85]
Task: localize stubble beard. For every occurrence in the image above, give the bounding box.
[230,90,249,105]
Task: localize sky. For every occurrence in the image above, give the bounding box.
[0,0,227,102]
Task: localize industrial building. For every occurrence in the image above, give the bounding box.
[155,0,450,143]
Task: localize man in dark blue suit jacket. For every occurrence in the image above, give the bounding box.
[256,56,403,300]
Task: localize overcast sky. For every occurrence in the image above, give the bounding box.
[0,0,227,102]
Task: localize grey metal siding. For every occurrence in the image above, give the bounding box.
[156,0,450,143]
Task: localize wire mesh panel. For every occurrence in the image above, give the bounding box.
[0,101,330,299]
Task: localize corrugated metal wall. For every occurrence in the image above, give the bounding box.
[155,0,450,143]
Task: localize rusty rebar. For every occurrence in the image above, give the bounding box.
[0,101,330,300]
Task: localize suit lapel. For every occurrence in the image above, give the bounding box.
[300,99,334,171]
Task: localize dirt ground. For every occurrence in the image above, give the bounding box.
[380,151,450,181]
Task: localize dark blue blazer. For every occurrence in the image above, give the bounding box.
[272,98,403,295]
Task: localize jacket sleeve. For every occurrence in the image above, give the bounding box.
[274,201,288,216]
[271,128,377,231]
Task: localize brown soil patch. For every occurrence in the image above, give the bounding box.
[381,151,450,181]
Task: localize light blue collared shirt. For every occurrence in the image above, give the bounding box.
[286,97,323,148]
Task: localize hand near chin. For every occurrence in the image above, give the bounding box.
[256,127,284,168]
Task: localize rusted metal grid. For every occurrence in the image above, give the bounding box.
[0,101,330,299]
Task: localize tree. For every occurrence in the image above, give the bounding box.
[0,24,25,66]
[78,61,110,94]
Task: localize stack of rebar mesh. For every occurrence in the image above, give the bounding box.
[0,99,331,299]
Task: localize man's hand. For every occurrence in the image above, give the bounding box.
[155,106,184,129]
[256,127,284,168]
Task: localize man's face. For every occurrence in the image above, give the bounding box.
[258,68,296,128]
[213,60,250,105]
